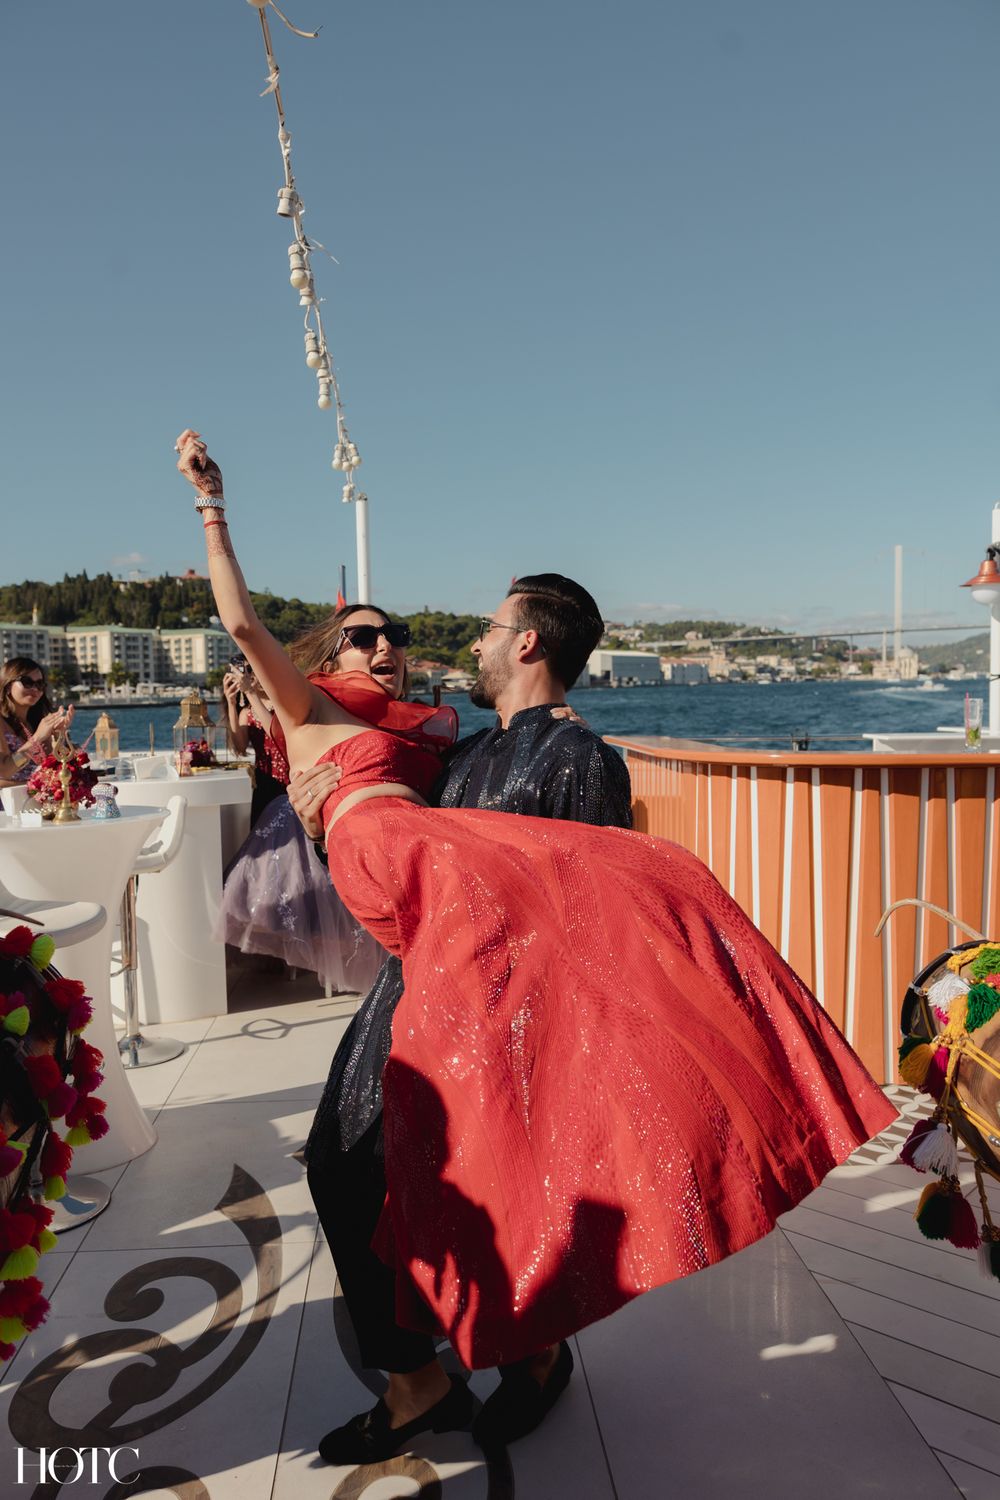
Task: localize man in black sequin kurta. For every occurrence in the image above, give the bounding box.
[296,576,632,1464]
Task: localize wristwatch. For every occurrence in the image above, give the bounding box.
[194,493,225,512]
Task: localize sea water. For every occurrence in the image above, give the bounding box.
[68,677,984,756]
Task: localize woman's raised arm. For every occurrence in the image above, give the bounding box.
[175,430,316,729]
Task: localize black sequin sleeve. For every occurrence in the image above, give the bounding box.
[541,732,633,829]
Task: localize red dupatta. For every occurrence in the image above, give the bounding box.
[269,670,459,760]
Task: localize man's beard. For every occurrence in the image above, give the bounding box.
[469,641,513,709]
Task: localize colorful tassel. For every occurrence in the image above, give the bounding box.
[0,1340,17,1363]
[923,1047,951,1100]
[978,1226,1000,1282]
[947,993,969,1032]
[947,1190,981,1250]
[908,1122,960,1177]
[914,1179,953,1239]
[899,1042,934,1087]
[964,983,1000,1033]
[0,1316,27,1345]
[899,1117,938,1170]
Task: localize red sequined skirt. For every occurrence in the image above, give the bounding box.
[327,799,897,1367]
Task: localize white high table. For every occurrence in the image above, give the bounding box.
[114,765,252,1023]
[0,807,165,1172]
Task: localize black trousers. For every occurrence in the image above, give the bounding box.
[307,1116,438,1374]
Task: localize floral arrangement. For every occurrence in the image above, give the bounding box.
[897,940,1000,1277]
[0,925,108,1363]
[186,738,216,767]
[25,749,98,811]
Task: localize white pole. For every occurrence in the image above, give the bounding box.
[893,544,903,672]
[991,502,1000,738]
[356,495,371,603]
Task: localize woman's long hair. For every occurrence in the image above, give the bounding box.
[289,604,410,697]
[0,657,54,739]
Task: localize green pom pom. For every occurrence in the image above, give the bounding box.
[29,934,55,970]
[0,1246,39,1280]
[42,1176,66,1202]
[965,983,1000,1033]
[37,1229,58,1255]
[968,945,1000,981]
[2,1006,30,1037]
[0,1317,26,1344]
[64,1125,91,1147]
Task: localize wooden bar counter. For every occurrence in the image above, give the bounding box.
[607,736,1000,1083]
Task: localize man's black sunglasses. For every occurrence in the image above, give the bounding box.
[336,622,411,652]
[16,674,45,689]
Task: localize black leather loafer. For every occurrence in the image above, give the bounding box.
[471,1340,574,1453]
[318,1375,476,1465]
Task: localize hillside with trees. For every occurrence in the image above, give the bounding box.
[0,573,482,669]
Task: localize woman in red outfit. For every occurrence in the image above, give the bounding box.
[176,432,896,1367]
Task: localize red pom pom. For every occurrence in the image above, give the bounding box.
[0,1210,38,1252]
[40,1134,73,1180]
[21,1200,53,1234]
[86,1113,109,1141]
[0,1340,17,1363]
[23,1054,62,1100]
[71,1039,103,1076]
[45,977,86,1012]
[66,999,93,1032]
[44,1081,78,1120]
[0,927,34,959]
[0,1277,43,1318]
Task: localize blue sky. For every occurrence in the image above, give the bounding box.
[3,1,998,635]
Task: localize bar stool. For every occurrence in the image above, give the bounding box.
[117,795,188,1068]
[0,889,111,1230]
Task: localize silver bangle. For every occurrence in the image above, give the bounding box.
[194,493,225,512]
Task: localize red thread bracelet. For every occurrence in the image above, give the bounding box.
[203,519,229,529]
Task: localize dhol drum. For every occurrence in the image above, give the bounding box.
[897,936,1000,1270]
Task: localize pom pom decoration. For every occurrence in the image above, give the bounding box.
[967,945,1000,982]
[0,939,110,1362]
[964,983,1000,1034]
[0,926,34,959]
[0,992,30,1036]
[29,934,55,971]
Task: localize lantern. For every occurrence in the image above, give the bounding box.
[173,691,218,775]
[93,711,119,763]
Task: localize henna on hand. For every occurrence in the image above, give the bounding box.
[175,429,224,498]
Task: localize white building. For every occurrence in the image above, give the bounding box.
[0,623,236,685]
[587,649,663,686]
[157,629,234,683]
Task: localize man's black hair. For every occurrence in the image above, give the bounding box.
[505,573,605,689]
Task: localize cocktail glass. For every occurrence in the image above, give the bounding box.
[965,697,984,751]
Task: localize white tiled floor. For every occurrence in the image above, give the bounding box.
[2,977,998,1497]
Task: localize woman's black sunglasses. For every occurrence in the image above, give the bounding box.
[336,622,411,653]
[16,674,45,689]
